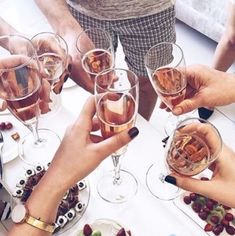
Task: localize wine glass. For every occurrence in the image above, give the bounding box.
[144,42,187,135]
[76,28,114,80]
[95,68,139,203]
[0,35,61,165]
[146,117,222,200]
[31,32,68,113]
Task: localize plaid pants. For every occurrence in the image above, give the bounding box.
[69,6,176,77]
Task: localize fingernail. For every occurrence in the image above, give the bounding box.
[165,175,177,186]
[68,64,72,72]
[128,127,139,139]
[173,107,182,115]
[162,136,169,143]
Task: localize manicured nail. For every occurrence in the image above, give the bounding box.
[128,127,139,139]
[165,175,177,186]
[162,136,169,143]
[173,106,182,115]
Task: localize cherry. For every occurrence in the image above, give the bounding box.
[204,223,213,232]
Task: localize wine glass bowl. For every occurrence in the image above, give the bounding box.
[95,68,139,203]
[166,118,222,176]
[31,32,68,87]
[0,35,60,165]
[76,28,114,79]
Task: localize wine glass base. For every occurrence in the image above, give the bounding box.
[19,128,61,166]
[146,163,181,201]
[97,169,138,204]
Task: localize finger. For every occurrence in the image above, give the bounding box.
[76,96,96,130]
[172,96,203,115]
[94,127,139,159]
[92,117,100,131]
[0,99,7,111]
[40,79,51,103]
[169,173,212,196]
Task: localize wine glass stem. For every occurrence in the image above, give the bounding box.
[27,123,42,145]
[112,154,121,185]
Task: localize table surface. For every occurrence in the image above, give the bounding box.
[1,1,235,236]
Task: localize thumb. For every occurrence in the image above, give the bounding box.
[166,174,212,197]
[95,127,139,159]
[172,97,202,115]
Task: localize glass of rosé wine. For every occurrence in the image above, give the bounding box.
[146,117,222,200]
[95,68,139,203]
[76,28,114,80]
[144,42,187,136]
[31,32,68,113]
[0,35,60,166]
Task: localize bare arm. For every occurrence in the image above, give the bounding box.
[212,2,235,71]
[0,17,17,36]
[34,0,83,36]
[34,0,94,93]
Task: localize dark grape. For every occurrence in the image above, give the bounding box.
[226,226,235,235]
[221,219,229,227]
[213,225,222,235]
[206,200,215,210]
[0,122,6,130]
[202,207,211,214]
[183,196,191,205]
[199,211,208,220]
[192,202,202,213]
[225,213,234,222]
[210,215,220,225]
[5,122,13,130]
[189,193,197,201]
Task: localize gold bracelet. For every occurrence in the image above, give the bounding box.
[25,215,55,233]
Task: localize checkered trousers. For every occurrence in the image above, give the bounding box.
[69,5,176,77]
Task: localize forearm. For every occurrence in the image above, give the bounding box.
[8,172,65,236]
[212,35,235,71]
[34,0,83,35]
[0,17,18,48]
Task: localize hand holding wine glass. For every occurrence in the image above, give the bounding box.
[77,28,114,81]
[31,32,69,112]
[146,117,222,200]
[95,68,139,203]
[0,35,61,166]
[145,42,187,135]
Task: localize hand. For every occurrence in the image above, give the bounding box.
[43,96,139,192]
[0,55,51,114]
[62,30,94,93]
[171,65,235,115]
[31,34,72,94]
[167,144,235,208]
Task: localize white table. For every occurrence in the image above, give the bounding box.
[1,1,235,235]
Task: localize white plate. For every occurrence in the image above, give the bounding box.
[1,129,19,164]
[76,219,130,236]
[173,191,235,236]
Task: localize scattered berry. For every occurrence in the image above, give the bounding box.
[183,196,191,205]
[204,223,213,232]
[83,224,92,236]
[0,122,6,130]
[5,122,13,130]
[226,225,235,235]
[225,213,234,222]
[116,228,126,236]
